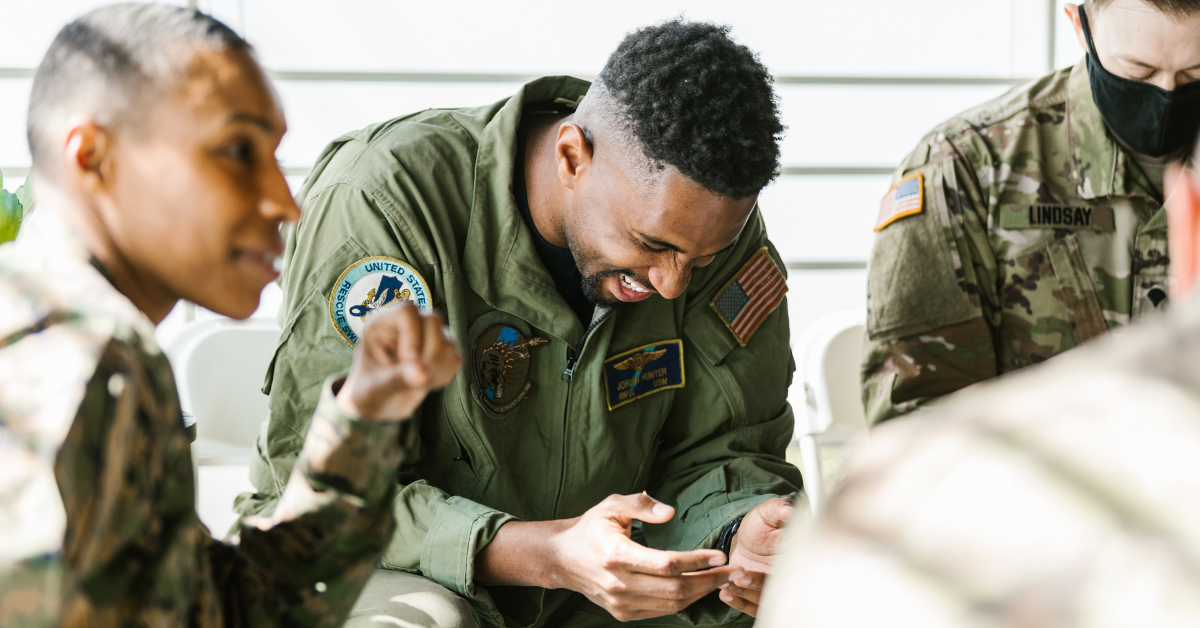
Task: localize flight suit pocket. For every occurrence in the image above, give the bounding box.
[1000,234,1107,367]
[675,466,729,522]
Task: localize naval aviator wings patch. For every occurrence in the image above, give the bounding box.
[874,173,924,231]
[329,256,431,348]
[603,340,685,410]
[710,247,787,346]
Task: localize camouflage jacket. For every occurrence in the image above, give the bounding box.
[862,62,1168,425]
[0,210,407,627]
[760,295,1200,628]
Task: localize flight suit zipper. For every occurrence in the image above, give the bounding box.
[553,307,613,518]
[560,308,613,382]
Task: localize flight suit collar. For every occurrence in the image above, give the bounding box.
[1066,60,1156,201]
[463,76,593,346]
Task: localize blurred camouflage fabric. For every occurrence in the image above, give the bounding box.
[863,62,1169,425]
[761,297,1200,628]
[0,209,409,627]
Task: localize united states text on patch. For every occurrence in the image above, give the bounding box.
[329,256,431,348]
[710,247,787,346]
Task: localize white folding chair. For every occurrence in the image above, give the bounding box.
[791,310,868,516]
[164,318,280,534]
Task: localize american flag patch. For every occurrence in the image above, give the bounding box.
[874,173,924,231]
[710,248,788,346]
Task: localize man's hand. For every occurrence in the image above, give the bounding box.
[336,302,462,421]
[718,496,794,617]
[477,494,744,622]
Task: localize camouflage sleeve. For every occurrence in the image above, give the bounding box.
[213,375,406,626]
[42,336,406,628]
[861,134,1000,425]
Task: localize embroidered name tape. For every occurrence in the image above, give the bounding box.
[329,256,431,348]
[874,173,924,231]
[710,247,787,346]
[603,340,685,411]
[997,204,1115,231]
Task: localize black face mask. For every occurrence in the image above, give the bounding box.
[1080,4,1200,157]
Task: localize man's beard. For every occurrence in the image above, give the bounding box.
[579,268,632,309]
[566,231,651,311]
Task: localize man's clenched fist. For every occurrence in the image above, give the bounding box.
[718,496,794,617]
[336,302,462,421]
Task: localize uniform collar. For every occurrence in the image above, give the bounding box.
[1066,60,1157,200]
[463,76,593,345]
[12,205,157,337]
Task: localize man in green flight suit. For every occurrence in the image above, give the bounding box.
[236,19,802,628]
[862,0,1200,425]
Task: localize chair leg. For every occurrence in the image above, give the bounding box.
[798,434,825,517]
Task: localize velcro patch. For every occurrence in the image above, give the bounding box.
[874,173,924,231]
[997,204,1115,231]
[329,256,431,348]
[710,247,788,346]
[603,340,685,410]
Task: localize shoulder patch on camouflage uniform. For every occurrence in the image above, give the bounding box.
[603,340,685,410]
[329,256,431,348]
[874,173,924,231]
[710,247,788,346]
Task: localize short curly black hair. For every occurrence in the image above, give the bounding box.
[595,19,784,199]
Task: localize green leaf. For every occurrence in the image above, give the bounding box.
[0,188,21,244]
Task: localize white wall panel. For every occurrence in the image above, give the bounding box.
[776,83,1014,167]
[197,0,1051,78]
[759,175,891,262]
[0,79,30,168]
[274,81,524,169]
[784,269,868,342]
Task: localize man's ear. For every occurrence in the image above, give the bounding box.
[555,122,593,191]
[1167,162,1200,299]
[63,120,113,193]
[1065,3,1088,53]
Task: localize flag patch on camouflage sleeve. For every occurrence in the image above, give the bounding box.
[710,247,787,346]
[874,173,924,231]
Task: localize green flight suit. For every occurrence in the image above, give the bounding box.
[235,76,802,627]
[862,62,1169,425]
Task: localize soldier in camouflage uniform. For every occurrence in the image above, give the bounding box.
[757,125,1200,627]
[861,0,1200,424]
[0,6,461,626]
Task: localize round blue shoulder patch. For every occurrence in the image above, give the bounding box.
[328,256,431,348]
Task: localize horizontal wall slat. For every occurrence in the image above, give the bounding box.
[0,67,1030,86]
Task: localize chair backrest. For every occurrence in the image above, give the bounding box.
[164,318,280,459]
[792,310,868,442]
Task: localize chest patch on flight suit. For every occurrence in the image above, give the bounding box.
[329,256,431,348]
[997,205,1115,231]
[472,324,548,415]
[603,340,685,411]
[710,247,788,346]
[874,173,924,231]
